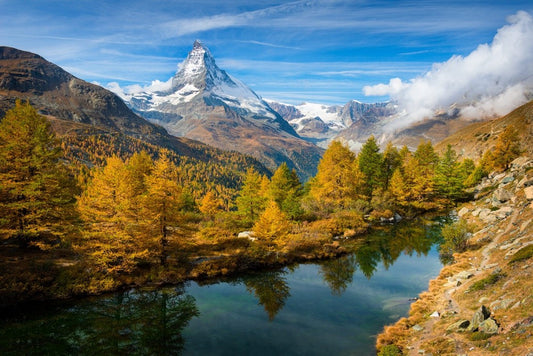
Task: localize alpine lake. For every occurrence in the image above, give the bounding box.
[0,216,447,355]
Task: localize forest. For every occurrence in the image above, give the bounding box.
[0,101,522,303]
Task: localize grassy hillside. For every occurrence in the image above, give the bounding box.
[436,100,533,159]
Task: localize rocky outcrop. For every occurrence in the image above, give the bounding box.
[377,155,533,355]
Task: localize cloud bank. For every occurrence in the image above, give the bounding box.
[363,11,533,129]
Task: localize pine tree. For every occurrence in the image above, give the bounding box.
[382,142,401,189]
[0,101,76,245]
[358,135,384,197]
[434,145,464,202]
[268,163,303,219]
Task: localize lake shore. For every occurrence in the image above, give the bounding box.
[376,156,533,355]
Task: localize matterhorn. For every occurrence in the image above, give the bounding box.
[124,40,322,179]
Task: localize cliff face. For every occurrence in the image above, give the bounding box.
[377,156,533,355]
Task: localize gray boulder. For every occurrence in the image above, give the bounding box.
[478,318,499,334]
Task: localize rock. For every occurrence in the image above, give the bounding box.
[470,305,491,331]
[478,318,499,334]
[501,176,514,185]
[493,188,512,203]
[456,271,474,280]
[471,208,482,217]
[479,297,490,304]
[446,319,470,333]
[525,186,533,200]
[517,176,533,189]
[394,213,402,222]
[238,231,256,241]
[495,206,513,219]
[430,311,440,318]
[511,156,532,168]
[478,208,493,221]
[458,207,470,217]
[412,324,424,332]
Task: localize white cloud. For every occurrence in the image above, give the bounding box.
[107,78,173,99]
[363,11,533,128]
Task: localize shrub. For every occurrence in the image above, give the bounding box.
[439,219,471,259]
[378,344,402,356]
[469,271,505,292]
[508,245,533,264]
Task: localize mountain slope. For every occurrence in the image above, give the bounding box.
[0,45,271,183]
[435,99,533,159]
[121,41,323,180]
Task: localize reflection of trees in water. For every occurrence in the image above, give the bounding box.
[0,287,199,355]
[320,254,357,295]
[243,270,291,321]
[321,218,442,292]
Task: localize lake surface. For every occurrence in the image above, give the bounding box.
[0,218,445,355]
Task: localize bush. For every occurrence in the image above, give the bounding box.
[439,219,471,259]
[508,244,533,264]
[378,344,402,356]
[469,271,505,292]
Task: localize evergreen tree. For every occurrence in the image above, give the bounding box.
[434,145,464,202]
[358,135,384,198]
[382,142,401,189]
[0,101,76,244]
[268,163,303,219]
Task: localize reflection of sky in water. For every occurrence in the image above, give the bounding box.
[183,245,442,356]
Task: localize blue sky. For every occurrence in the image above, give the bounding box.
[1,0,532,105]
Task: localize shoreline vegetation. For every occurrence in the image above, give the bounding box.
[0,100,525,317]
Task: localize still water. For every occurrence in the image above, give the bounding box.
[0,218,445,355]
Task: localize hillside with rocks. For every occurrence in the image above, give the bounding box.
[377,156,533,355]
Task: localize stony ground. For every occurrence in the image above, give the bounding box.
[378,156,533,355]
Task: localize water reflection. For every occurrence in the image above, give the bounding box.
[0,287,199,355]
[243,270,291,321]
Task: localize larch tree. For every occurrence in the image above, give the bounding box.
[142,150,184,266]
[253,200,291,243]
[0,101,76,245]
[236,168,267,225]
[382,142,402,189]
[486,125,521,171]
[309,140,363,212]
[199,190,223,217]
[77,155,148,273]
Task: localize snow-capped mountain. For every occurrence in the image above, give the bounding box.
[119,41,322,179]
[267,100,396,148]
